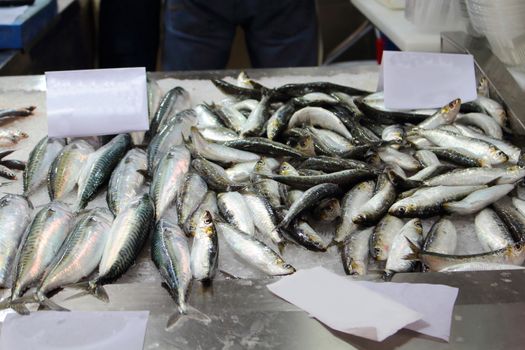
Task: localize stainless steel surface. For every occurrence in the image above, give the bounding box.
[0,64,524,349]
[442,32,525,136]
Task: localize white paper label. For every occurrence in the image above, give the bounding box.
[382,51,477,109]
[46,67,149,138]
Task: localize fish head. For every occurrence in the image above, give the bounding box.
[278,162,295,175]
[295,136,316,156]
[349,260,366,276]
[489,147,509,164]
[197,210,216,237]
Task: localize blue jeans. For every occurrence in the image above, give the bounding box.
[162,0,318,70]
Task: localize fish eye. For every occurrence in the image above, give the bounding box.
[397,206,406,214]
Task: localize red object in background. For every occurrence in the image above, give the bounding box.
[376,36,384,64]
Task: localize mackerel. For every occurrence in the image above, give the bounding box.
[24,136,64,196]
[177,172,208,225]
[217,191,254,235]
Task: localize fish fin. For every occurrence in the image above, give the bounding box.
[277,241,286,255]
[328,240,344,250]
[11,303,30,315]
[40,297,69,312]
[0,296,12,310]
[403,237,422,261]
[219,270,241,280]
[65,281,109,303]
[166,305,211,330]
[487,176,502,186]
[382,270,395,281]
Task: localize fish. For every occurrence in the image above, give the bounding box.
[0,129,28,147]
[422,218,457,254]
[287,107,352,139]
[151,219,193,327]
[177,172,208,226]
[370,214,404,261]
[35,208,113,305]
[24,136,65,196]
[275,82,369,98]
[149,86,191,136]
[212,102,247,133]
[354,96,429,124]
[439,262,525,272]
[377,147,421,171]
[224,137,305,158]
[404,240,525,272]
[217,191,255,235]
[342,227,374,275]
[301,126,358,156]
[239,94,271,137]
[424,167,525,187]
[416,98,461,129]
[426,147,484,167]
[184,191,219,237]
[0,164,16,179]
[443,184,515,215]
[211,79,263,100]
[190,211,218,284]
[233,99,259,112]
[194,104,223,129]
[242,192,285,248]
[225,158,279,183]
[511,197,525,217]
[216,222,295,276]
[381,124,404,145]
[384,218,423,278]
[10,202,74,301]
[492,197,525,242]
[199,127,238,142]
[475,208,515,251]
[278,183,340,228]
[461,96,507,128]
[150,145,191,221]
[0,159,26,171]
[73,194,154,302]
[252,158,283,209]
[352,172,396,225]
[335,180,375,243]
[288,219,328,252]
[456,113,503,139]
[48,140,94,201]
[0,106,35,120]
[298,156,375,173]
[76,134,130,210]
[267,101,297,140]
[389,185,486,218]
[413,150,440,167]
[313,197,341,222]
[107,148,148,216]
[192,158,244,192]
[0,195,32,288]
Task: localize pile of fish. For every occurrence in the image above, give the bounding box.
[1,73,525,327]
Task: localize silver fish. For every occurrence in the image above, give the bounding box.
[288,219,328,252]
[439,262,525,272]
[342,227,374,276]
[150,145,190,221]
[243,192,285,247]
[217,191,254,235]
[192,158,244,192]
[240,94,270,137]
[457,112,502,139]
[414,150,440,167]
[475,208,515,251]
[0,195,32,288]
[226,158,279,183]
[423,218,457,254]
[150,86,191,136]
[190,211,218,283]
[184,191,219,237]
[287,107,352,139]
[11,202,74,299]
[0,129,28,147]
[177,172,208,226]
[370,214,404,261]
[443,184,515,215]
[377,147,421,171]
[107,148,148,216]
[199,127,238,142]
[381,124,404,144]
[335,180,375,243]
[24,136,64,196]
[352,172,396,225]
[253,158,282,209]
[417,98,461,129]
[385,218,423,276]
[477,96,506,128]
[216,222,295,276]
[194,104,223,129]
[233,99,258,111]
[424,167,525,187]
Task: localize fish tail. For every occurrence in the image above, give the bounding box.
[277,241,287,255]
[382,270,395,281]
[403,237,422,261]
[166,304,211,330]
[65,281,109,303]
[39,295,70,312]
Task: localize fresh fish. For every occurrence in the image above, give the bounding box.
[252,158,283,209]
[48,140,94,201]
[424,167,525,186]
[492,197,525,242]
[194,104,223,129]
[257,168,375,191]
[443,184,514,215]
[107,148,148,216]
[331,92,365,119]
[278,162,304,207]
[342,227,374,276]
[0,129,28,147]
[190,127,260,164]
[150,145,190,221]
[389,185,486,218]
[279,183,340,228]
[423,218,457,254]
[243,192,285,247]
[287,107,352,139]
[381,124,404,144]
[475,208,515,251]
[377,147,421,171]
[335,180,375,243]
[216,222,295,276]
[511,197,525,217]
[76,134,130,210]
[299,92,338,103]
[410,128,508,166]
[218,191,254,235]
[384,219,423,277]
[299,156,375,173]
[24,136,64,196]
[414,150,440,166]
[427,147,484,167]
[475,96,507,128]
[354,96,429,124]
[225,158,279,183]
[303,126,356,156]
[177,172,208,226]
[288,219,328,252]
[267,101,296,140]
[352,172,396,225]
[212,102,247,133]
[0,106,35,120]
[236,71,253,89]
[192,158,244,192]
[225,137,305,158]
[35,208,113,301]
[150,86,191,136]
[199,127,238,142]
[211,79,262,100]
[457,113,503,139]
[405,241,525,272]
[275,82,368,98]
[233,99,258,111]
[0,164,16,180]
[313,198,341,222]
[184,191,219,237]
[0,195,32,288]
[11,202,74,299]
[370,214,404,261]
[240,94,270,137]
[408,164,452,182]
[152,219,192,326]
[439,262,525,272]
[190,211,218,284]
[417,98,461,129]
[0,159,26,171]
[477,77,490,98]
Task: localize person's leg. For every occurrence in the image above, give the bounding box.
[162,0,237,71]
[241,0,318,68]
[99,0,161,70]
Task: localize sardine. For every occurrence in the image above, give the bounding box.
[377,147,421,171]
[225,158,279,183]
[370,214,404,261]
[287,107,352,139]
[423,218,457,254]
[243,192,285,247]
[240,94,270,137]
[439,262,525,272]
[475,208,515,251]
[342,227,374,276]
[335,180,375,243]
[443,184,514,215]
[313,197,341,222]
[184,191,219,237]
[177,172,208,226]
[457,113,502,139]
[192,158,244,192]
[194,104,223,129]
[218,191,254,235]
[225,137,305,158]
[190,211,218,283]
[199,127,238,142]
[352,172,396,225]
[492,197,525,242]
[150,86,191,136]
[0,129,28,147]
[417,98,461,129]
[384,219,423,277]
[424,167,525,186]
[288,219,328,252]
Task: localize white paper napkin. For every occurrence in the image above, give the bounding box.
[267,267,459,342]
[0,311,149,350]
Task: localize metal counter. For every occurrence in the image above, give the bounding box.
[0,60,524,350]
